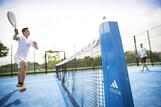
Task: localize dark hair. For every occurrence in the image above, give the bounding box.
[140,43,143,47]
[22,27,28,33]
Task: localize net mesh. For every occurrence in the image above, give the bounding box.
[56,38,105,107]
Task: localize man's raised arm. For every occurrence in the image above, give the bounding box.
[13,29,19,40]
[32,41,38,49]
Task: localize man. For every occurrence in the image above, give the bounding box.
[139,43,149,72]
[13,27,38,91]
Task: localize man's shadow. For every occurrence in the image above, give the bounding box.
[4,99,21,107]
[0,90,21,107]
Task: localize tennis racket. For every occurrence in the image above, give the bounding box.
[7,11,17,28]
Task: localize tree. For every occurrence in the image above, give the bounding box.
[47,52,61,69]
[125,51,136,63]
[0,42,9,57]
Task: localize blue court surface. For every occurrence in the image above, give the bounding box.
[0,74,71,107]
[0,66,161,107]
[128,66,161,107]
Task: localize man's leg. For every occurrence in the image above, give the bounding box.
[144,62,150,71]
[18,72,20,83]
[19,61,27,91]
[15,59,21,87]
[144,58,150,71]
[145,65,150,71]
[16,69,21,87]
[141,63,145,71]
[22,61,28,84]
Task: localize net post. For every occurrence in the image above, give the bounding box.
[99,21,134,107]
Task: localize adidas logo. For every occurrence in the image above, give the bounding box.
[110,80,118,89]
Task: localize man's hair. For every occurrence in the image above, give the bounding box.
[22,27,28,33]
[140,43,143,47]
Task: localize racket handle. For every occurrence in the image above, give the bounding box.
[14,28,19,35]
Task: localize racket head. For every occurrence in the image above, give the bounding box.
[7,11,17,28]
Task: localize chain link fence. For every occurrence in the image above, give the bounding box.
[1,24,161,76]
[125,25,161,66]
[0,44,54,76]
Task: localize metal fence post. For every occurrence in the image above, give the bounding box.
[147,30,154,66]
[34,50,36,74]
[45,51,47,74]
[11,45,13,77]
[133,35,139,66]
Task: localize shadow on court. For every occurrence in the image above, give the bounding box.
[5,99,21,107]
[0,90,20,107]
[0,74,67,107]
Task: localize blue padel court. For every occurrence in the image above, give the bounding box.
[0,66,161,107]
[1,20,161,107]
[0,74,69,107]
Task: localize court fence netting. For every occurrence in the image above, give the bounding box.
[0,24,161,76]
[132,24,161,66]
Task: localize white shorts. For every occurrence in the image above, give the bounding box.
[14,56,27,69]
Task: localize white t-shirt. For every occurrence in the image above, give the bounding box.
[140,47,147,58]
[14,36,33,61]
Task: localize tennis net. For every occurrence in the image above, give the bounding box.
[56,38,105,107]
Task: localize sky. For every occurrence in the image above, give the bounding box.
[0,0,161,64]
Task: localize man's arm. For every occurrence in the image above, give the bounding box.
[13,29,19,40]
[32,41,38,49]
